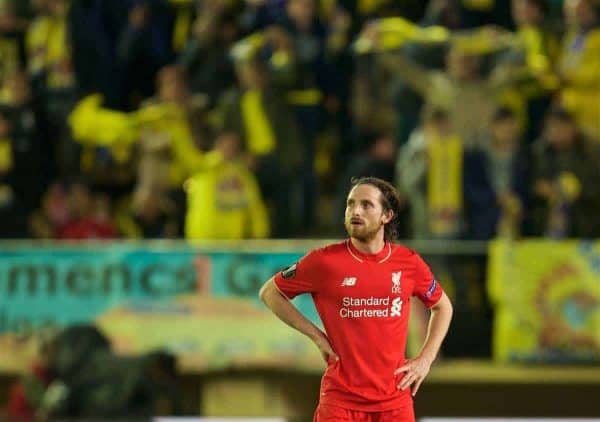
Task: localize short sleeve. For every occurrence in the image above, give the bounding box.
[273,249,321,299]
[412,253,443,308]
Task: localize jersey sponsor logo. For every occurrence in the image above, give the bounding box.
[281,264,297,279]
[339,296,389,318]
[341,277,357,287]
[391,271,402,294]
[426,278,437,298]
[390,297,403,316]
[338,296,403,318]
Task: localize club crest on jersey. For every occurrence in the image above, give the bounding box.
[281,264,297,279]
[391,271,402,294]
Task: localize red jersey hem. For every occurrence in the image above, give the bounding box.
[424,292,443,309]
[319,392,412,412]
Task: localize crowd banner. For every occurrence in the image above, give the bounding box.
[0,241,325,373]
[488,240,600,363]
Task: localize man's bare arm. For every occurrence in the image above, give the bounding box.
[418,291,453,363]
[259,278,338,363]
[396,291,453,395]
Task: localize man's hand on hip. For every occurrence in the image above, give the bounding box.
[394,355,433,396]
[313,332,339,364]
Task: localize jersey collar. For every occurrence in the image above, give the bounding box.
[346,239,393,263]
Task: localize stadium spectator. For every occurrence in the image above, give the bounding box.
[397,107,464,239]
[0,106,29,237]
[463,107,530,240]
[30,0,72,90]
[25,0,50,78]
[280,0,333,229]
[116,0,175,110]
[177,0,238,107]
[423,0,513,29]
[0,0,26,84]
[58,182,118,239]
[0,72,46,212]
[68,0,126,109]
[348,54,396,146]
[365,20,523,146]
[116,188,179,238]
[507,0,559,142]
[558,0,600,142]
[136,65,211,196]
[26,0,78,179]
[29,181,70,238]
[220,40,302,237]
[531,107,600,238]
[184,131,270,240]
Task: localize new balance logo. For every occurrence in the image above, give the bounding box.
[341,277,357,287]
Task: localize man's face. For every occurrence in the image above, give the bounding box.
[491,117,519,146]
[344,184,391,242]
[564,0,579,25]
[512,0,542,26]
[5,72,31,105]
[546,117,576,148]
[214,132,240,161]
[287,0,315,30]
[31,0,49,14]
[425,115,452,138]
[446,49,478,81]
[575,0,598,27]
[236,62,265,90]
[158,68,187,103]
[48,0,68,17]
[69,184,92,218]
[0,114,11,137]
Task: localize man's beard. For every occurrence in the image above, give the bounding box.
[344,220,382,242]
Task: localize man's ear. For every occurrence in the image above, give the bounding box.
[382,210,394,224]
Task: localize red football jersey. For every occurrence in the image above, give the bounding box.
[273,240,443,411]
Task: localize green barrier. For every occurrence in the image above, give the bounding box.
[0,241,328,373]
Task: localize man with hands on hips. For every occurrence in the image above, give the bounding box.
[260,177,453,421]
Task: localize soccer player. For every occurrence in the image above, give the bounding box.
[259,177,453,421]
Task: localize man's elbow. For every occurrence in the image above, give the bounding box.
[443,293,454,318]
[258,279,273,304]
[258,284,267,303]
[433,292,453,315]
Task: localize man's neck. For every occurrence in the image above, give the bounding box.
[350,236,386,255]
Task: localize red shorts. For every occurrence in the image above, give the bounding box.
[314,403,415,422]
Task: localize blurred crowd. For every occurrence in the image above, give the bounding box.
[0,0,599,241]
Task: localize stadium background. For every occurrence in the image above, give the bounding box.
[0,0,599,420]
